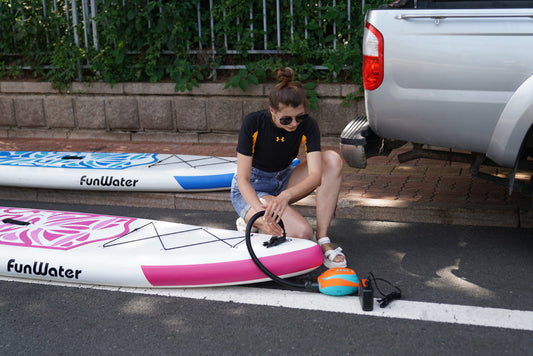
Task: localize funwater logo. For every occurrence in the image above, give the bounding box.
[80,175,139,187]
[7,259,82,279]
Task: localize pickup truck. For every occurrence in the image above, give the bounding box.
[340,0,533,196]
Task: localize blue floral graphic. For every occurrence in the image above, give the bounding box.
[0,151,159,170]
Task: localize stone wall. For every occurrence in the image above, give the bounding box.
[0,81,364,145]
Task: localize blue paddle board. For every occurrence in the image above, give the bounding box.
[0,151,237,192]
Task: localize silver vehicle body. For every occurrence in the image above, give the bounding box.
[364,8,533,167]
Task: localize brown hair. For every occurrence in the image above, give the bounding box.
[269,67,308,111]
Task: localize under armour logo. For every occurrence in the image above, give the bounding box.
[276,136,285,142]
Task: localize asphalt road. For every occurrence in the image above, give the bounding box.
[0,200,532,355]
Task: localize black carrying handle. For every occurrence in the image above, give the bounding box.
[2,218,30,226]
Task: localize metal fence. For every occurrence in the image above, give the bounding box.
[1,0,366,80]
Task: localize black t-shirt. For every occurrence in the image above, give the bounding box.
[236,109,321,172]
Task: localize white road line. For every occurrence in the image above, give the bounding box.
[2,276,532,331]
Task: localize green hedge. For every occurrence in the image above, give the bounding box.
[0,0,389,105]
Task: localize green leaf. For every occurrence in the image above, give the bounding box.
[127,9,136,21]
[248,74,259,86]
[238,79,248,91]
[303,82,317,90]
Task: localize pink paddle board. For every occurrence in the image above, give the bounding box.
[0,207,323,288]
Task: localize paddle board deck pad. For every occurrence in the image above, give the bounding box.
[0,207,323,288]
[0,151,238,192]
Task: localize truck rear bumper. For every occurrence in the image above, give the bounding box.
[340,115,382,169]
[340,115,407,168]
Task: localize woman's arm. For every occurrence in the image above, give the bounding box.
[236,153,264,214]
[284,151,322,203]
[263,150,322,225]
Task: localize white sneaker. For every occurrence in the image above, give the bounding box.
[236,217,258,233]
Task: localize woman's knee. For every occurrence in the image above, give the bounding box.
[288,222,314,240]
[322,150,343,176]
[283,211,314,239]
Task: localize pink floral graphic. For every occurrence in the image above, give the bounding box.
[0,207,135,250]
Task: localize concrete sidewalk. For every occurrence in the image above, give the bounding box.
[0,137,531,228]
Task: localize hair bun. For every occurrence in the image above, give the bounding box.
[269,67,307,110]
[275,68,295,88]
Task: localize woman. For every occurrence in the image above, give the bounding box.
[231,67,346,268]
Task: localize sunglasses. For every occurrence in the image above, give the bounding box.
[278,113,309,126]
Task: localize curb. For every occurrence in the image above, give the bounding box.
[1,186,531,229]
[0,137,530,229]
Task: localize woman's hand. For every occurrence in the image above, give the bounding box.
[260,193,290,236]
[257,219,284,237]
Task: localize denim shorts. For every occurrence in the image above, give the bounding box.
[231,165,295,218]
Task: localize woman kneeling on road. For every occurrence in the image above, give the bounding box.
[231,67,346,268]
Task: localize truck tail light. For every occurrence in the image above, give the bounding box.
[363,22,384,91]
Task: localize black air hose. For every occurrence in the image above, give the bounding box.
[245,211,319,292]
